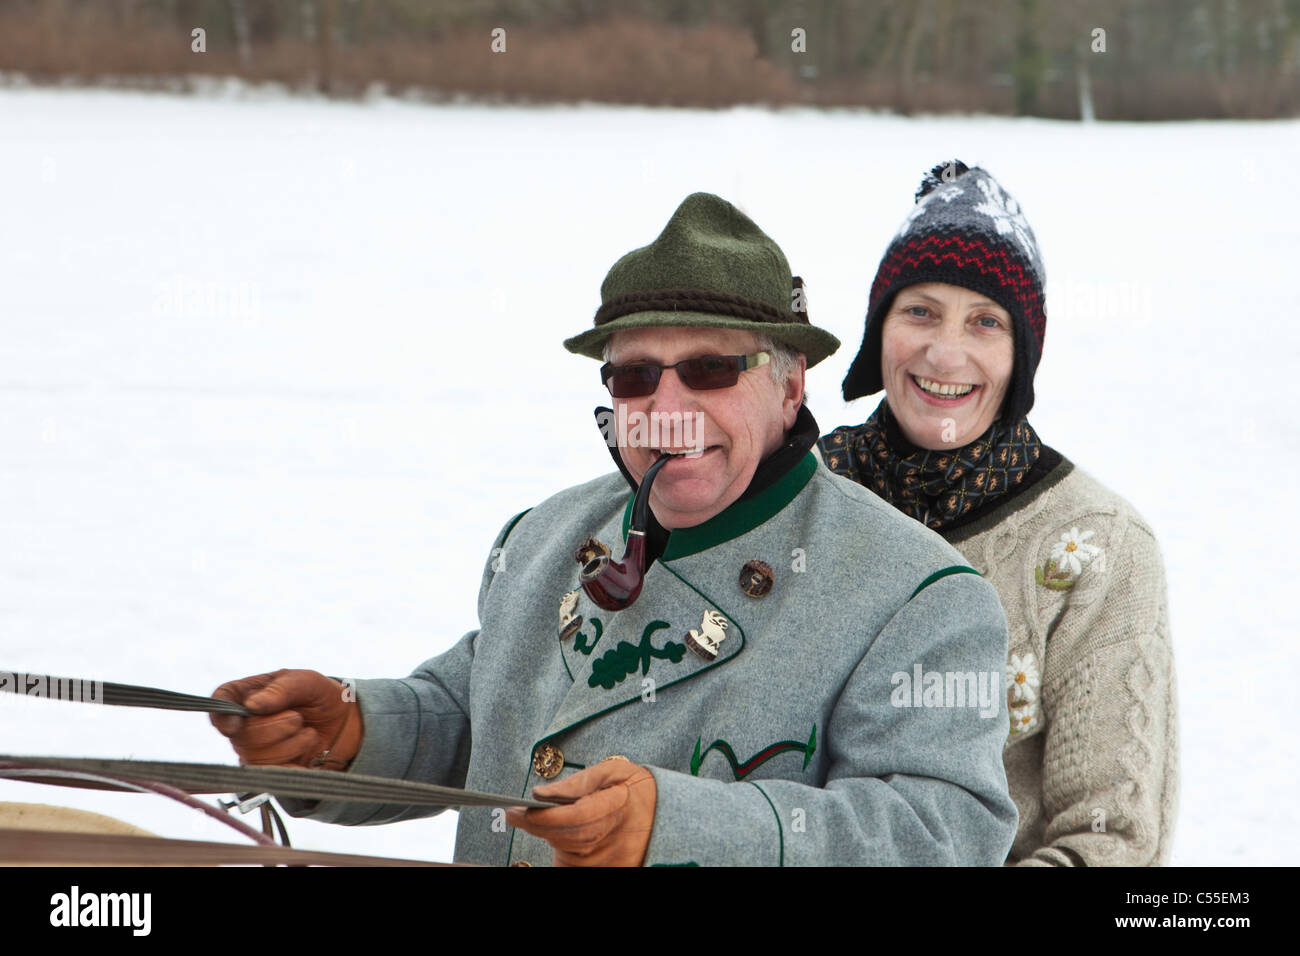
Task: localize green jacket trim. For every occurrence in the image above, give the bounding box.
[690,723,818,780]
[750,782,783,866]
[501,508,533,546]
[910,565,982,601]
[620,452,819,559]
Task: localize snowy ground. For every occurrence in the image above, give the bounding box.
[0,85,1295,865]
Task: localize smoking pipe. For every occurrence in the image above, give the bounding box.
[576,451,678,611]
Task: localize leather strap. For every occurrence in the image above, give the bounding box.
[0,828,472,866]
[0,670,250,715]
[0,755,561,809]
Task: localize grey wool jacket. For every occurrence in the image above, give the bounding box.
[282,453,1019,865]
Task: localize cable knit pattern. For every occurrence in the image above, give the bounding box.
[942,457,1178,866]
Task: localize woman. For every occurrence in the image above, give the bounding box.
[820,162,1177,866]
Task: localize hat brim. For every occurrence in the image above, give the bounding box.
[564,310,840,369]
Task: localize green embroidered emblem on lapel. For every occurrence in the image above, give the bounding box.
[573,617,603,655]
[588,620,686,689]
[690,724,818,779]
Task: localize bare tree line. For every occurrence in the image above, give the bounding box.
[1,0,1296,117]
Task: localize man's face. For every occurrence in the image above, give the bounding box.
[880,282,1014,449]
[606,326,804,530]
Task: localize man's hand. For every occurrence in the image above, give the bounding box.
[505,757,656,866]
[209,668,362,771]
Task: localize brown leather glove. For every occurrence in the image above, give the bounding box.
[210,669,362,771]
[505,757,656,866]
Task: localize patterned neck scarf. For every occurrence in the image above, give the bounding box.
[820,399,1043,532]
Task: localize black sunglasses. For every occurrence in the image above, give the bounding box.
[600,351,771,398]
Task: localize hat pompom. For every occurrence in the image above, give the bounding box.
[915,160,971,202]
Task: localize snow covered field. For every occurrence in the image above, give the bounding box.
[0,86,1295,865]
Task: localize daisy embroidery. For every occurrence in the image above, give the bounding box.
[1006,652,1040,705]
[1010,709,1038,735]
[1036,526,1101,589]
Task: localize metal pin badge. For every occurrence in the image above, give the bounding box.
[684,609,730,661]
[739,560,774,598]
[558,588,582,640]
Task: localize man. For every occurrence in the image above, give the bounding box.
[212,192,1018,866]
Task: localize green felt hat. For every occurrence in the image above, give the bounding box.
[564,192,840,368]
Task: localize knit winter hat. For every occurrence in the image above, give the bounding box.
[564,192,840,367]
[841,161,1046,423]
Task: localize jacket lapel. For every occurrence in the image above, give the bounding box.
[546,561,746,736]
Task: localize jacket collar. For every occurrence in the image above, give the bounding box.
[597,404,822,561]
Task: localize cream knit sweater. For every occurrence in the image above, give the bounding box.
[938,455,1179,866]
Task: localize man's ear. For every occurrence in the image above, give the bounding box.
[783,355,807,430]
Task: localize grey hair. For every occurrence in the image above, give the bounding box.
[752,334,802,386]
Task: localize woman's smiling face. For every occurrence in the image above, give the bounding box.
[880,282,1014,449]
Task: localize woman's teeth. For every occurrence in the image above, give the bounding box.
[913,375,975,398]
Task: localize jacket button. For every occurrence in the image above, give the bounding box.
[532,742,564,779]
[739,560,774,598]
[510,860,532,867]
